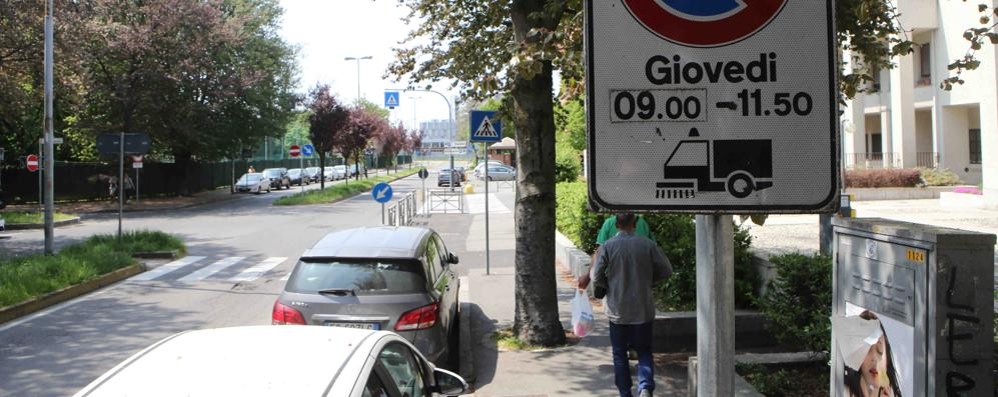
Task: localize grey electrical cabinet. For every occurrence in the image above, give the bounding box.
[831,218,994,397]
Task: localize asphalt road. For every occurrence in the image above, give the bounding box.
[0,169,450,397]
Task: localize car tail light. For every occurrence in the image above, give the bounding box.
[395,302,439,331]
[272,300,306,325]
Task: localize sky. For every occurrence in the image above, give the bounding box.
[277,0,457,129]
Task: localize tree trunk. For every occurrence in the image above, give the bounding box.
[509,0,565,347]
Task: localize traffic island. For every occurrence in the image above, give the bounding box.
[0,230,186,325]
[1,211,80,230]
[273,168,421,206]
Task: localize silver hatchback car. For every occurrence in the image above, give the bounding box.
[273,227,460,365]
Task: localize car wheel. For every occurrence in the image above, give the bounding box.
[446,308,460,368]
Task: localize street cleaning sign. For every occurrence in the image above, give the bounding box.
[585,0,838,213]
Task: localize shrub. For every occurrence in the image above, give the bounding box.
[919,168,963,186]
[555,181,759,310]
[757,252,832,352]
[555,181,606,255]
[844,168,921,188]
[647,214,759,311]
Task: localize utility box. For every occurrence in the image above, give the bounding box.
[831,218,995,397]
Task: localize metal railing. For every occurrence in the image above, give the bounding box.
[386,192,418,226]
[427,189,464,214]
[916,152,939,168]
[844,152,901,169]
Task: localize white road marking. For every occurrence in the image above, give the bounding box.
[131,256,206,281]
[465,193,511,214]
[178,257,245,282]
[229,257,287,282]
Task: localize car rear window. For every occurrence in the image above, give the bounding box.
[286,259,426,295]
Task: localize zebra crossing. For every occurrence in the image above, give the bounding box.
[130,256,291,283]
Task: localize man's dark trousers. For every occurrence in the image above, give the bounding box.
[608,321,654,396]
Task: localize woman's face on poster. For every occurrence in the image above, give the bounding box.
[860,335,892,396]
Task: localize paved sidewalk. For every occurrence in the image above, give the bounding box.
[425,187,689,397]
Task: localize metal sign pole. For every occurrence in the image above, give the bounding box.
[42,0,55,254]
[300,144,304,193]
[381,203,385,225]
[695,214,735,396]
[118,131,124,240]
[135,167,139,204]
[485,155,490,276]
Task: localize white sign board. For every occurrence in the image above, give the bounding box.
[586,0,838,213]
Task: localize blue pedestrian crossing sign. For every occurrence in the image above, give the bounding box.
[372,182,393,203]
[302,144,315,157]
[470,110,502,142]
[384,91,400,109]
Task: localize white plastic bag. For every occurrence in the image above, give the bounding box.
[571,289,594,337]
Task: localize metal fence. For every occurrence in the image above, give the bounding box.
[0,155,411,204]
[843,152,940,170]
[386,192,418,226]
[427,189,464,214]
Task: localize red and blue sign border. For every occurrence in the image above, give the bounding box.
[622,0,788,48]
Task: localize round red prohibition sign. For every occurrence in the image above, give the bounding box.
[622,0,788,47]
[26,154,39,172]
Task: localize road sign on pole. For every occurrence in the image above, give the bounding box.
[289,145,301,158]
[585,0,837,214]
[470,111,502,142]
[373,182,393,225]
[384,91,400,109]
[302,144,315,157]
[26,154,39,172]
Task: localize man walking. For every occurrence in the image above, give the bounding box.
[584,213,672,397]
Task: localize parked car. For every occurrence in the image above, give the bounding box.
[234,173,271,194]
[482,165,516,181]
[72,326,469,397]
[332,165,349,179]
[437,168,461,187]
[453,166,467,181]
[288,168,310,186]
[262,168,291,190]
[473,161,506,179]
[304,166,323,183]
[347,163,364,177]
[274,226,461,365]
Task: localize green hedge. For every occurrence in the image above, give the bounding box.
[757,252,832,352]
[555,181,759,310]
[0,231,185,307]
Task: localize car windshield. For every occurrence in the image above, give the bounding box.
[333,165,345,171]
[263,169,281,177]
[286,259,426,295]
[289,170,301,176]
[237,174,261,183]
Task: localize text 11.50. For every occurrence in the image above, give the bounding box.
[736,89,812,117]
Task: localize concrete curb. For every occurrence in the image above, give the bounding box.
[0,264,144,325]
[79,194,242,215]
[132,251,179,260]
[4,217,81,230]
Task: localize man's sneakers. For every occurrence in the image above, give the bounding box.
[638,389,651,397]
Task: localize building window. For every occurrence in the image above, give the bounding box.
[969,128,982,164]
[917,43,931,86]
[869,67,881,92]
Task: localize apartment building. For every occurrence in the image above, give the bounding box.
[841,0,997,207]
[418,119,455,149]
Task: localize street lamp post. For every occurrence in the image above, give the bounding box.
[344,56,373,102]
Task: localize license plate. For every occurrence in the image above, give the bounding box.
[324,322,379,330]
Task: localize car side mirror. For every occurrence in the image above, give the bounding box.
[447,253,459,265]
[432,367,469,396]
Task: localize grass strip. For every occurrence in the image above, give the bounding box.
[0,230,186,307]
[1,211,77,225]
[273,168,421,206]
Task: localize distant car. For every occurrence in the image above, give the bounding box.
[332,165,349,179]
[437,168,461,187]
[288,168,310,186]
[274,226,461,365]
[473,161,506,179]
[347,163,364,177]
[234,173,270,194]
[483,165,516,181]
[453,167,467,181]
[72,326,470,397]
[304,167,323,183]
[262,168,291,190]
